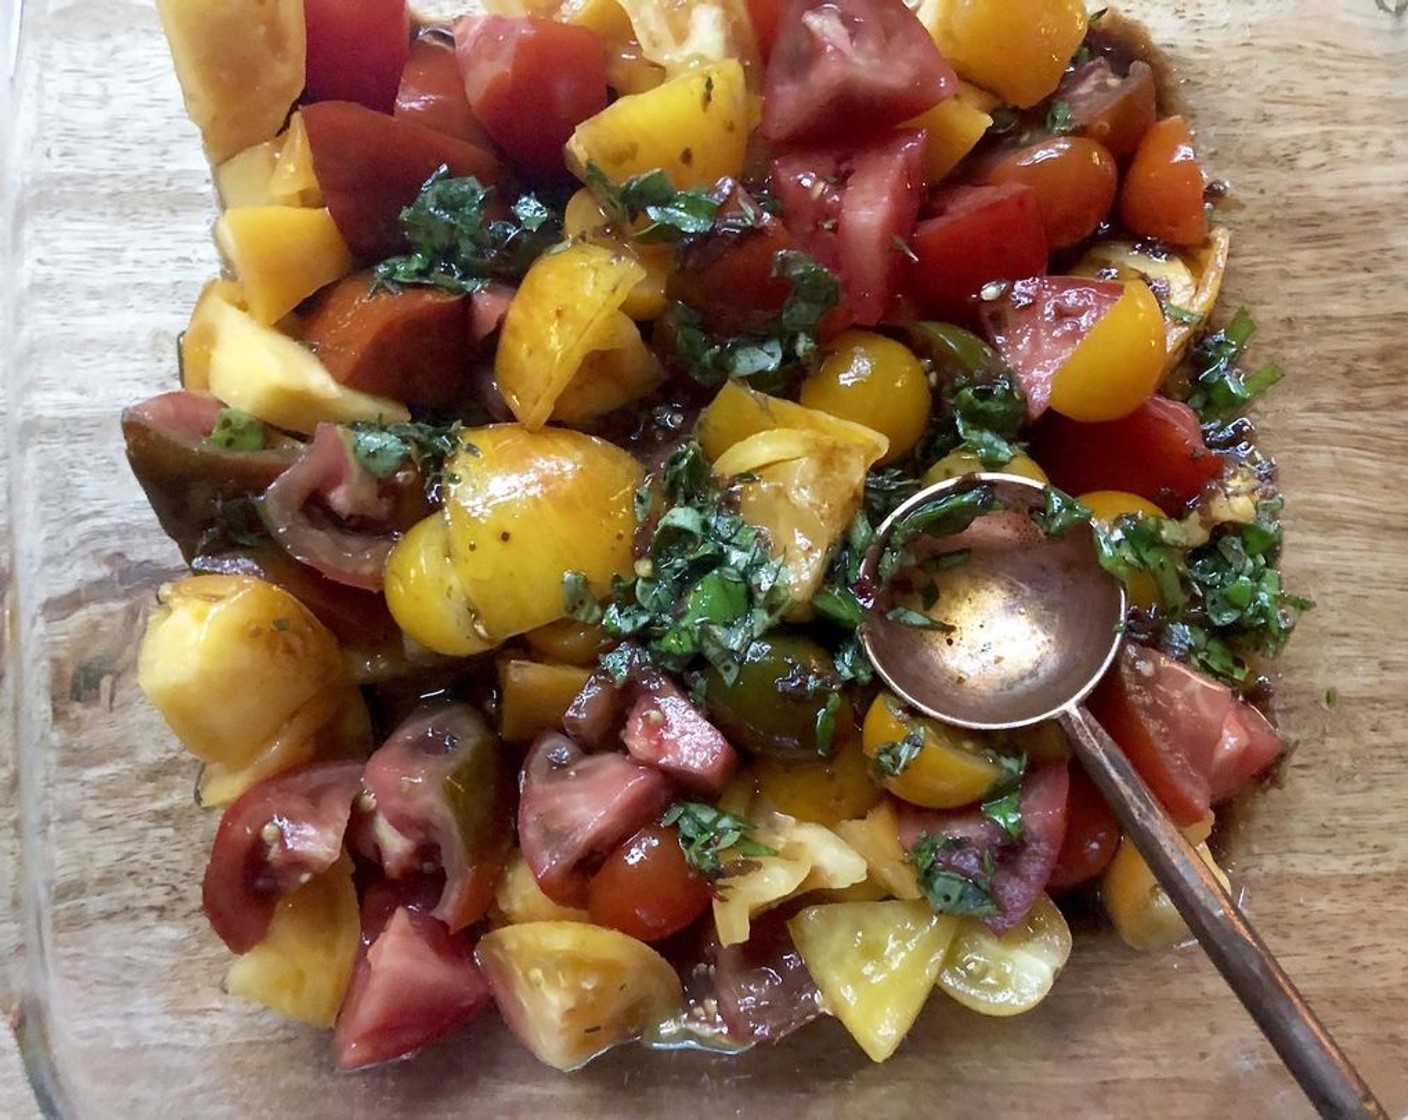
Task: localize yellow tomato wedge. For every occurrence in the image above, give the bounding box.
[215,206,354,326]
[497,659,594,743]
[222,855,359,1028]
[751,734,883,828]
[1047,280,1167,422]
[937,894,1072,1016]
[698,379,889,465]
[475,921,682,1071]
[567,59,748,190]
[921,0,1088,108]
[789,900,958,1062]
[1102,817,1229,951]
[833,800,924,902]
[491,851,591,927]
[861,692,1008,809]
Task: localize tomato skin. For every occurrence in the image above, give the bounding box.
[586,824,713,942]
[302,100,504,260]
[1046,763,1120,892]
[1057,58,1156,161]
[984,136,1118,251]
[1086,644,1231,827]
[773,129,927,326]
[1119,115,1208,247]
[1209,700,1285,805]
[303,0,410,114]
[762,0,956,146]
[395,30,491,148]
[1028,395,1224,515]
[455,15,608,182]
[746,0,787,59]
[906,184,1049,326]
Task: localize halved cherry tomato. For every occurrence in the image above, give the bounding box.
[302,101,503,260]
[1028,394,1224,515]
[1046,763,1120,892]
[1119,115,1208,247]
[1086,644,1231,827]
[906,184,1048,326]
[455,15,609,182]
[773,129,927,325]
[762,0,955,146]
[1046,280,1166,421]
[1210,700,1285,805]
[395,30,491,147]
[303,0,410,114]
[979,276,1124,418]
[1077,490,1164,611]
[586,824,713,942]
[1056,58,1156,160]
[984,136,1118,251]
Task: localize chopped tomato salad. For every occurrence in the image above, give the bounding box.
[136,0,1305,1072]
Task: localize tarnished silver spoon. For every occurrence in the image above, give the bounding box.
[856,472,1384,1120]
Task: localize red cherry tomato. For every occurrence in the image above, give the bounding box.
[1046,763,1120,892]
[1057,58,1156,160]
[454,15,608,182]
[905,183,1049,326]
[1028,394,1224,515]
[1119,115,1208,246]
[395,30,491,148]
[984,136,1118,251]
[303,0,410,113]
[586,824,713,942]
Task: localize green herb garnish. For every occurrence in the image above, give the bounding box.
[1030,486,1092,538]
[1187,309,1285,423]
[373,167,561,294]
[585,164,721,243]
[908,835,1001,918]
[1045,99,1075,134]
[347,419,464,497]
[871,726,926,777]
[662,801,776,878]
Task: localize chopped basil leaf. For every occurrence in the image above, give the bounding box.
[884,606,951,631]
[373,167,561,294]
[1187,308,1285,423]
[980,789,1023,840]
[205,408,266,452]
[1165,303,1202,325]
[908,834,1001,918]
[1045,99,1075,134]
[1030,486,1092,538]
[663,801,776,879]
[586,164,721,243]
[347,419,463,496]
[871,726,926,777]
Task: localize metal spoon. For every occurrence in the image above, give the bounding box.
[856,472,1385,1120]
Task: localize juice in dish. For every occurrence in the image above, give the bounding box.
[129,0,1304,1073]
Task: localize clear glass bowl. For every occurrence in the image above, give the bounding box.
[4,2,1408,1117]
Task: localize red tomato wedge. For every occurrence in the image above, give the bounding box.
[302,100,504,261]
[622,678,740,796]
[333,890,491,1070]
[897,762,1070,934]
[1210,700,1286,805]
[979,276,1124,419]
[761,0,956,146]
[746,0,787,60]
[517,731,673,907]
[586,824,713,942]
[359,703,513,931]
[395,30,491,147]
[772,129,926,325]
[1120,115,1209,247]
[202,761,364,954]
[1029,395,1224,515]
[299,272,471,408]
[303,0,410,114]
[710,906,822,1043]
[906,183,1049,326]
[1056,58,1157,160]
[454,15,608,182]
[1087,644,1232,827]
[1046,763,1121,892]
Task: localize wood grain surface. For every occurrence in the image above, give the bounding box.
[2,2,1407,1118]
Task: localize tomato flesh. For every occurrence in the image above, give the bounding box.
[762,0,956,146]
[983,136,1118,251]
[1119,115,1209,246]
[1046,763,1120,892]
[1028,394,1224,515]
[1057,58,1156,160]
[586,825,713,942]
[304,0,410,114]
[395,30,491,147]
[906,184,1049,327]
[454,15,608,182]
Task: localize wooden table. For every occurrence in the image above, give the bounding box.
[2,1,1406,1117]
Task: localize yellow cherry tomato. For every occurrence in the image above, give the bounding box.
[799,331,931,464]
[1047,280,1167,422]
[936,894,1072,1016]
[921,0,1088,109]
[921,447,1048,487]
[524,618,611,666]
[861,692,1007,809]
[1078,490,1166,611]
[383,514,492,657]
[751,732,884,827]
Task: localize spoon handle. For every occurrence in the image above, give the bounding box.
[1058,705,1386,1120]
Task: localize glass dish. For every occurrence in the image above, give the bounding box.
[3,1,1407,1116]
